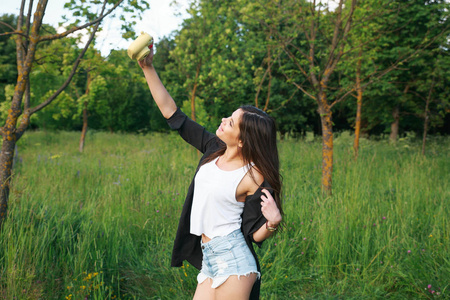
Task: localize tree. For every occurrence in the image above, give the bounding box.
[239,0,450,193]
[76,47,108,152]
[0,0,149,227]
[409,50,450,155]
[360,0,450,144]
[164,0,259,130]
[240,0,358,195]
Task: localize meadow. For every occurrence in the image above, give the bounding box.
[0,130,448,299]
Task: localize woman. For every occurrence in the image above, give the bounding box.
[139,46,283,300]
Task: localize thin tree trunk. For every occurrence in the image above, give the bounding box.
[263,58,272,112]
[79,104,88,153]
[79,73,91,153]
[389,106,400,143]
[255,31,276,110]
[422,80,435,156]
[263,41,273,112]
[422,106,429,156]
[190,63,200,121]
[353,49,362,158]
[390,85,409,143]
[318,94,333,196]
[0,139,15,224]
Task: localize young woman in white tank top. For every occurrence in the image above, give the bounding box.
[139,42,283,300]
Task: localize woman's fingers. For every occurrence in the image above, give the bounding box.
[260,188,282,224]
[138,47,154,68]
[261,189,274,203]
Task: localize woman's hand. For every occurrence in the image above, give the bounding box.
[260,189,282,227]
[138,46,154,69]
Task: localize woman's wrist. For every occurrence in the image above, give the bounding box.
[142,63,154,71]
[266,217,282,231]
[268,215,282,227]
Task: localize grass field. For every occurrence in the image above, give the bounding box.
[0,130,448,299]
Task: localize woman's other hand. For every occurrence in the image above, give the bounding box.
[260,189,282,227]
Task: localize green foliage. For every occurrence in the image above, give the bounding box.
[359,0,450,136]
[28,36,81,130]
[0,0,448,136]
[62,0,149,38]
[100,49,159,132]
[162,0,260,131]
[181,97,210,128]
[0,14,17,103]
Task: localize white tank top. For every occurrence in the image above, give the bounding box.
[190,156,252,239]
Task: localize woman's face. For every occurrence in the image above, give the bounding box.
[216,109,243,147]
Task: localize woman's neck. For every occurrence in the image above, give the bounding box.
[220,148,243,165]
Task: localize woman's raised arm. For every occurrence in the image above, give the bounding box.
[138,48,177,119]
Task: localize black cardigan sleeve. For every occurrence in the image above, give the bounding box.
[166,107,218,154]
[242,181,273,248]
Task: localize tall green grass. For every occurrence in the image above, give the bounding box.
[0,131,448,299]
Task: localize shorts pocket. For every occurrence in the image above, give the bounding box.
[211,239,233,255]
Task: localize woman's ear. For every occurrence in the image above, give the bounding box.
[238,140,243,148]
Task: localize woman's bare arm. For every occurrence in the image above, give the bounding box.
[138,48,177,119]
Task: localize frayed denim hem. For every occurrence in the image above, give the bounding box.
[197,271,261,288]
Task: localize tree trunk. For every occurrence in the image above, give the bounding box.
[190,82,197,122]
[79,103,88,153]
[353,49,362,158]
[318,95,333,196]
[389,106,400,143]
[422,80,435,156]
[190,63,201,122]
[0,0,48,227]
[263,41,273,112]
[390,85,409,143]
[422,107,429,156]
[0,139,16,226]
[79,73,91,153]
[263,63,272,112]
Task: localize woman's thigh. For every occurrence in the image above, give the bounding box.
[193,273,257,300]
[193,277,215,300]
[216,273,257,300]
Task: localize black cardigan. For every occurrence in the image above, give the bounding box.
[167,108,270,299]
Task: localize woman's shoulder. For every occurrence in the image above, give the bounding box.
[250,166,264,187]
[239,166,264,198]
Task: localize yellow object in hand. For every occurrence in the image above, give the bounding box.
[127,31,154,61]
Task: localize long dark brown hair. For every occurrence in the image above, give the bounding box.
[203,105,283,216]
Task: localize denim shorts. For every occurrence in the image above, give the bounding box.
[198,229,260,288]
